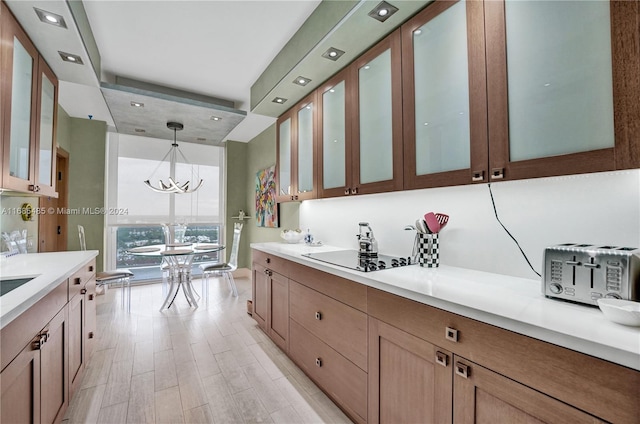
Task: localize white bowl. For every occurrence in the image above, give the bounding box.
[597,298,640,327]
[280,230,304,244]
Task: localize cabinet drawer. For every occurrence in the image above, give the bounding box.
[252,250,289,276]
[290,280,368,371]
[68,259,96,300]
[289,320,367,424]
[289,261,367,312]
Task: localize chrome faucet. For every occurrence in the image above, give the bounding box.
[357,222,378,257]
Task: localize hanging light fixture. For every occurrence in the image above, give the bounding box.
[144,122,204,194]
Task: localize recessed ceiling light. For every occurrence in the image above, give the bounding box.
[58,51,84,65]
[134,128,146,133]
[368,1,398,22]
[34,8,67,28]
[210,116,222,121]
[197,137,207,141]
[321,47,345,61]
[130,101,144,108]
[293,76,311,87]
[272,97,288,104]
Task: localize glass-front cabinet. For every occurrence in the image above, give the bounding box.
[317,69,351,198]
[1,3,58,196]
[402,0,488,189]
[351,30,403,195]
[275,92,317,202]
[485,0,637,180]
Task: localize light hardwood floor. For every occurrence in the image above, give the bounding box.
[63,276,353,424]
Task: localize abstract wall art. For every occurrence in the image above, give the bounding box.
[255,165,279,227]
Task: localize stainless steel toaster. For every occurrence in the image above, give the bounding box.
[542,243,640,306]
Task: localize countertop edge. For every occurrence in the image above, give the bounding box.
[0,251,99,329]
[251,242,640,371]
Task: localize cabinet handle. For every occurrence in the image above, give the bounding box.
[80,288,87,295]
[315,358,322,367]
[435,351,449,367]
[74,277,81,285]
[32,334,45,350]
[491,168,505,180]
[315,311,322,320]
[29,184,40,192]
[264,269,273,277]
[88,332,94,339]
[472,170,485,182]
[265,258,271,264]
[89,294,94,301]
[455,362,470,379]
[40,330,50,343]
[89,265,94,272]
[344,189,350,195]
[445,327,459,342]
[351,187,358,195]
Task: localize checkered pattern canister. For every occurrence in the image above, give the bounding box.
[418,233,439,268]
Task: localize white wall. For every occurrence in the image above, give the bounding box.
[299,170,640,280]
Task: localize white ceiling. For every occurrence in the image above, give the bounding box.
[9,0,323,142]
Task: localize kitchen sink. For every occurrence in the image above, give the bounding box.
[0,277,37,296]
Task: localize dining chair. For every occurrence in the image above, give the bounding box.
[199,223,242,303]
[78,225,134,311]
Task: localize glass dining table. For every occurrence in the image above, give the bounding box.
[127,242,225,310]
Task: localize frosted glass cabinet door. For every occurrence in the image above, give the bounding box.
[8,37,35,181]
[36,57,58,196]
[353,30,403,195]
[485,0,636,179]
[2,7,40,193]
[318,69,352,198]
[402,0,488,189]
[297,101,314,194]
[276,115,292,200]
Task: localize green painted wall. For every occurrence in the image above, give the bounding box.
[57,105,72,153]
[242,124,300,267]
[225,140,249,268]
[66,118,106,271]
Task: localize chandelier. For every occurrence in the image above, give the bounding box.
[144,122,204,194]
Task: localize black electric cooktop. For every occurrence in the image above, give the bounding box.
[303,250,415,272]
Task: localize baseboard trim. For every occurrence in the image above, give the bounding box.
[232,268,251,279]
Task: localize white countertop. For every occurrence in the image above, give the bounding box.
[252,242,640,371]
[0,251,99,329]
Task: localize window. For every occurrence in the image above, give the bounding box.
[105,133,225,281]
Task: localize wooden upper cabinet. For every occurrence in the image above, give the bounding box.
[402,0,489,189]
[317,68,353,198]
[1,3,58,196]
[275,92,318,202]
[350,29,403,196]
[485,0,639,181]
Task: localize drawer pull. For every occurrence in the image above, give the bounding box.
[88,332,94,339]
[80,288,87,295]
[455,362,470,379]
[264,269,273,277]
[74,277,82,285]
[315,311,322,320]
[89,294,94,301]
[265,258,271,264]
[435,351,449,367]
[315,358,322,367]
[89,265,94,272]
[445,327,459,342]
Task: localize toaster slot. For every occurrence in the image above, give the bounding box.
[566,256,581,286]
[583,257,600,289]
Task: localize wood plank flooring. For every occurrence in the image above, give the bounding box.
[63,277,352,424]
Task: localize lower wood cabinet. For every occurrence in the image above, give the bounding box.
[252,261,289,351]
[453,356,605,424]
[252,250,640,424]
[0,337,41,423]
[289,320,367,424]
[0,257,96,424]
[1,305,68,424]
[368,318,451,424]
